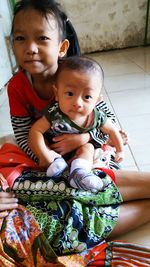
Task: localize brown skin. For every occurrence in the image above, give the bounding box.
[0,191,18,218]
[108,170,150,239]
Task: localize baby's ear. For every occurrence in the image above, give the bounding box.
[96,94,103,104]
[53,85,58,101]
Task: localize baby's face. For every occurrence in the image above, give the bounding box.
[55,69,102,121]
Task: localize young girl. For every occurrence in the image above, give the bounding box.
[28,56,124,192]
[7,0,121,170]
[0,0,150,260]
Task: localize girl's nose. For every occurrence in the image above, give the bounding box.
[26,42,38,55]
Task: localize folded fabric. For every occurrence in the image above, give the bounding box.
[0,143,37,189]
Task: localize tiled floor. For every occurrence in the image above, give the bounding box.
[0,46,150,245]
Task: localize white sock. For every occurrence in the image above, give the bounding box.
[70,158,91,173]
[47,157,68,177]
[69,168,103,192]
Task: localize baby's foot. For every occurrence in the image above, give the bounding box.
[68,168,103,192]
[47,158,68,177]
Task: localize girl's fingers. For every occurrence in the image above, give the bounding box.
[0,211,9,218]
[0,191,15,198]
[0,201,18,211]
[0,192,18,211]
[0,196,18,204]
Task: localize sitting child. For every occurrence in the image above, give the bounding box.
[28,56,124,192]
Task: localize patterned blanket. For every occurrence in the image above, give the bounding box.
[0,143,150,266]
[0,204,150,266]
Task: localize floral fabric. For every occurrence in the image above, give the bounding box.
[0,169,150,266]
[13,169,122,255]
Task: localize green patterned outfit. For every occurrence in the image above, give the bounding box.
[43,101,107,140]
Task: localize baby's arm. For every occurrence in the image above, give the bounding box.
[28,116,60,167]
[100,118,124,163]
[93,99,128,146]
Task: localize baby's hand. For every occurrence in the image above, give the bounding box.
[115,151,124,163]
[119,129,128,145]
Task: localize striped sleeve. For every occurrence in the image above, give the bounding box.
[11,115,37,161]
[96,101,116,123]
[89,101,116,147]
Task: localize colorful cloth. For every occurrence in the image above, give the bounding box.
[59,241,150,266]
[13,168,122,255]
[0,168,150,266]
[0,204,150,266]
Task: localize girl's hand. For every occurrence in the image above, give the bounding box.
[50,133,90,155]
[0,191,18,218]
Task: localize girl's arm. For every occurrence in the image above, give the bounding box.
[100,118,124,163]
[50,132,91,155]
[28,116,60,167]
[7,73,41,161]
[11,115,37,161]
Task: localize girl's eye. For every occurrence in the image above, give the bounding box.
[85,95,92,100]
[14,36,25,41]
[66,92,73,96]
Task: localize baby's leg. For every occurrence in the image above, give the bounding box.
[47,157,68,177]
[69,143,103,192]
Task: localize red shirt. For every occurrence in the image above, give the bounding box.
[7,70,50,120]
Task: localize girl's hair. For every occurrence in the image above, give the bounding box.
[56,56,104,85]
[11,0,80,57]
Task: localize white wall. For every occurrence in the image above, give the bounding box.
[0,0,13,89]
[60,0,149,54]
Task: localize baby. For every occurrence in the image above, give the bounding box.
[28,56,124,192]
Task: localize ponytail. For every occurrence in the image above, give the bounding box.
[66,19,81,57]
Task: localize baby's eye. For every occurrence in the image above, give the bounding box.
[66,91,73,96]
[39,36,50,41]
[14,36,25,41]
[85,95,92,100]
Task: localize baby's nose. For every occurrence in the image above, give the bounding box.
[73,98,83,108]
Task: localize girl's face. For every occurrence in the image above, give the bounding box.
[55,69,102,123]
[12,8,69,76]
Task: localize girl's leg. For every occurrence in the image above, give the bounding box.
[108,199,150,239]
[114,170,150,201]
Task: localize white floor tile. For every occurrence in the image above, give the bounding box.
[105,73,150,93]
[107,88,150,117]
